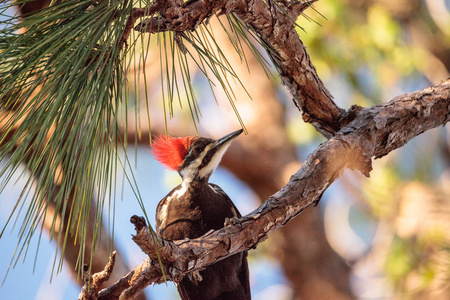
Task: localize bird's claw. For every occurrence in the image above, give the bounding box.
[224,216,241,227]
[188,270,203,284]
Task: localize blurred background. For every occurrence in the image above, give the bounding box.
[1,0,450,299]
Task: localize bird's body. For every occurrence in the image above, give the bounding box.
[152,130,251,300]
[156,182,249,300]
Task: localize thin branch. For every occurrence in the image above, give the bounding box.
[97,263,144,300]
[98,80,450,299]
[119,4,165,50]
[79,252,117,300]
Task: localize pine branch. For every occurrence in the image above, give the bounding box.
[134,0,343,138]
[95,80,450,299]
[4,2,449,299]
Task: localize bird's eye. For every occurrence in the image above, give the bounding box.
[193,146,202,154]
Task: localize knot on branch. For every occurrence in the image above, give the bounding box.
[130,215,147,231]
[338,105,364,129]
[130,215,175,264]
[130,215,187,282]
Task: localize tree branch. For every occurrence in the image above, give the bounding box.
[231,0,345,138]
[97,80,450,299]
[134,0,344,138]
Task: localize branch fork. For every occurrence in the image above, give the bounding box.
[84,1,450,298]
[78,252,116,300]
[80,79,449,300]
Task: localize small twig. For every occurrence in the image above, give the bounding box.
[288,0,319,18]
[174,32,187,54]
[78,251,117,300]
[118,2,166,50]
[98,258,164,300]
[97,259,151,300]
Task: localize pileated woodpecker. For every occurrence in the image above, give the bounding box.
[152,129,251,300]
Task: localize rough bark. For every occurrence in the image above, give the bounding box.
[124,1,450,298]
[124,13,354,297]
[135,0,344,137]
[7,1,450,300]
[92,80,450,299]
[209,16,353,299]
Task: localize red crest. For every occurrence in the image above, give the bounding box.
[151,135,193,170]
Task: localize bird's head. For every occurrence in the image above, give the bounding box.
[152,129,243,182]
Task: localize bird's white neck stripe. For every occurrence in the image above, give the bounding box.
[198,142,230,179]
[179,144,212,183]
[178,140,231,184]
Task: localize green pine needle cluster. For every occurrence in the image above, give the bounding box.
[0,0,134,277]
[0,0,269,279]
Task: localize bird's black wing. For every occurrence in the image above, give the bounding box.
[240,250,251,300]
[209,183,251,300]
[208,183,241,217]
[160,183,251,299]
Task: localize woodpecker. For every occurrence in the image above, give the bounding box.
[152,129,251,300]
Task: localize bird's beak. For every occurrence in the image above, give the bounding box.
[212,129,244,150]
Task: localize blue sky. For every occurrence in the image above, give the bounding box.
[0,147,290,300]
